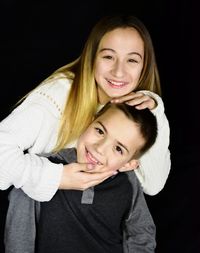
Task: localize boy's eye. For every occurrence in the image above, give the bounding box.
[95,127,104,135]
[115,146,123,155]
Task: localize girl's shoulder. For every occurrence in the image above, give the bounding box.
[26,74,72,117]
[34,73,72,100]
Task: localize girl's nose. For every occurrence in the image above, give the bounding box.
[111,60,125,78]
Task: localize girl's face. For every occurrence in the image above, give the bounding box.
[94,27,144,104]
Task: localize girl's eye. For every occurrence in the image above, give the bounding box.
[115,146,123,155]
[102,55,113,60]
[128,59,138,63]
[95,127,104,135]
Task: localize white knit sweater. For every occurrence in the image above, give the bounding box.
[0,77,171,201]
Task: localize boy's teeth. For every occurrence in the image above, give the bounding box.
[88,152,98,163]
[87,151,99,164]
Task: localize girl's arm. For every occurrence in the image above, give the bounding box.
[0,103,64,201]
[134,90,171,195]
[0,87,116,201]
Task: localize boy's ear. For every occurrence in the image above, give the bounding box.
[118,159,139,172]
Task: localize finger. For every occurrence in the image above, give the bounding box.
[135,99,155,110]
[81,170,116,182]
[77,163,98,172]
[124,95,149,105]
[118,167,134,172]
[83,172,118,189]
[86,163,96,170]
[111,92,139,103]
[126,96,156,109]
[112,93,151,106]
[86,165,112,173]
[80,163,112,173]
[118,165,138,172]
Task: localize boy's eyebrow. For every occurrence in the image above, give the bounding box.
[97,121,129,153]
[117,140,129,153]
[99,48,142,59]
[97,121,107,133]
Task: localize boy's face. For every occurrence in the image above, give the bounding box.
[77,107,145,172]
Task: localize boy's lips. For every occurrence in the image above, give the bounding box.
[85,148,102,165]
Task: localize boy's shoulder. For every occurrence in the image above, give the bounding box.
[125,171,143,192]
[45,148,77,164]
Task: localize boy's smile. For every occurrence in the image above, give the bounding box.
[85,147,103,165]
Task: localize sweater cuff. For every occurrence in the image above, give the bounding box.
[137,90,164,116]
[22,162,64,202]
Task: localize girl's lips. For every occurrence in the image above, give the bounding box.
[85,148,102,165]
[106,79,128,88]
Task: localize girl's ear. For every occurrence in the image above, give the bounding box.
[118,159,139,172]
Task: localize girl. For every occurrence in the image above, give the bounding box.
[0,14,170,201]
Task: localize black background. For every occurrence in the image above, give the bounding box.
[0,0,199,252]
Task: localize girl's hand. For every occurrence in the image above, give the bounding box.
[111,91,157,110]
[59,163,117,190]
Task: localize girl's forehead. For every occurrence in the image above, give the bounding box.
[98,27,144,53]
[100,27,142,42]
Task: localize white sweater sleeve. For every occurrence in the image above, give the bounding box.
[134,90,171,195]
[0,103,64,201]
[0,78,71,201]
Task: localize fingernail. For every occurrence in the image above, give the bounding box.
[113,170,118,175]
[87,164,94,170]
[111,99,119,103]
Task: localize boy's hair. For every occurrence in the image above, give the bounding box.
[95,103,157,158]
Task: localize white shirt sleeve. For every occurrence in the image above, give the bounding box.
[134,90,171,195]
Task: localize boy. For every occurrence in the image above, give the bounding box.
[5,103,157,253]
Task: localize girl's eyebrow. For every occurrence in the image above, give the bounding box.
[99,48,142,59]
[99,48,115,53]
[96,121,129,153]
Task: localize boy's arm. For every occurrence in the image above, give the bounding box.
[123,172,156,253]
[4,188,40,253]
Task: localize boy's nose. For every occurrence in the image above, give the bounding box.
[95,140,109,155]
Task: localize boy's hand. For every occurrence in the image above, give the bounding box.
[111,91,156,110]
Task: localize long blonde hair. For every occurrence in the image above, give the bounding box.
[19,15,161,152]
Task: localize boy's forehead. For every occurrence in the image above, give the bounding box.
[94,107,144,154]
[96,106,122,121]
[95,107,130,128]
